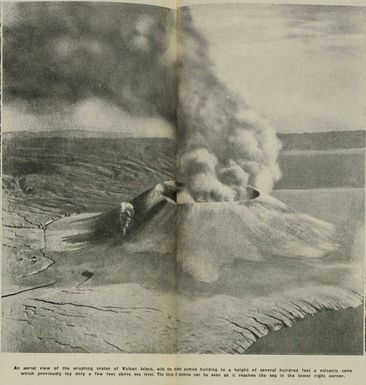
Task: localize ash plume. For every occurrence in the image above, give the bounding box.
[177,9,282,202]
[4,2,282,197]
[3,2,176,121]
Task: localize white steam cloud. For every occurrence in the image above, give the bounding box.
[177,10,282,202]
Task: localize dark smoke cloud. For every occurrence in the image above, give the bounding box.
[3,2,176,121]
[4,3,281,199]
[177,8,281,201]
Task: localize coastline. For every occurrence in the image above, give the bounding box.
[245,305,364,355]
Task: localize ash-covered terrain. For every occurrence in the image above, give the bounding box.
[2,132,364,354]
[2,135,178,353]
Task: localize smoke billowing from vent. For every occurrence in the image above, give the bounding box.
[177,10,282,202]
[4,3,281,199]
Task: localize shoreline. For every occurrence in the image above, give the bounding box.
[245,305,364,355]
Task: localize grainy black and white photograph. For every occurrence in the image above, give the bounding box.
[1,1,365,355]
[2,1,178,353]
[175,3,365,355]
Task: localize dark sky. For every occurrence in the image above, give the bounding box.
[3,2,176,136]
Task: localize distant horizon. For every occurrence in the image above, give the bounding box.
[3,127,365,137]
[2,100,176,140]
[2,128,366,141]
